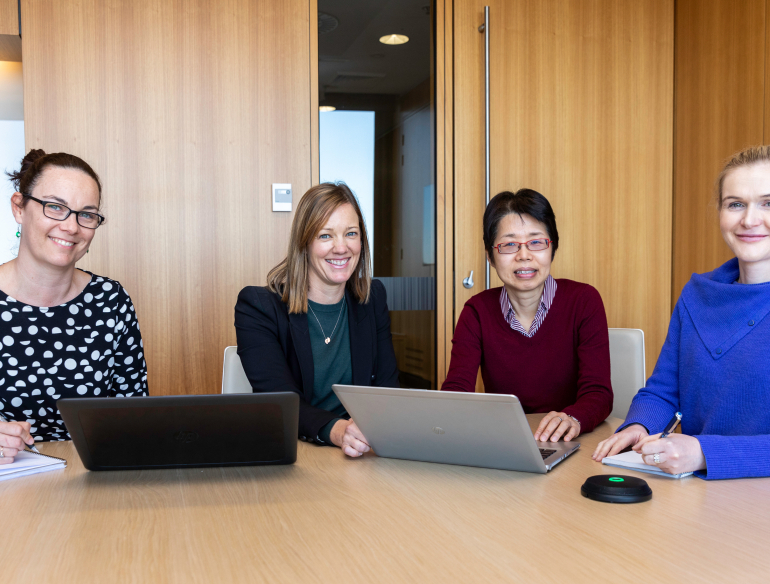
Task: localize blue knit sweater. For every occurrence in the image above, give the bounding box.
[620,258,770,480]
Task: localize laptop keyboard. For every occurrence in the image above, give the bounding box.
[539,448,557,460]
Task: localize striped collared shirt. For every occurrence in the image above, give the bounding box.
[499,275,557,337]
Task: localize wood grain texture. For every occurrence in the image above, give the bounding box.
[4,416,770,583]
[0,0,17,35]
[767,0,770,144]
[309,0,319,185]
[453,0,674,377]
[672,0,766,304]
[21,0,312,395]
[436,0,453,386]
[0,0,20,60]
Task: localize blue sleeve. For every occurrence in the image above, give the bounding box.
[617,300,683,434]
[694,435,770,480]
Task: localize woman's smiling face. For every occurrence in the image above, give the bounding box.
[307,203,362,296]
[719,163,770,274]
[13,166,100,269]
[489,212,553,297]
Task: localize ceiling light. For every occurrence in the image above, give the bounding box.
[319,106,336,112]
[379,34,409,45]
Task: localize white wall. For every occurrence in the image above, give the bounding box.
[0,61,25,265]
[0,120,24,264]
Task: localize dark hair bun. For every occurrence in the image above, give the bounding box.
[6,149,47,192]
[20,149,47,173]
[5,150,101,207]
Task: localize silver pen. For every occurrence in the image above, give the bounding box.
[0,413,41,453]
[659,412,682,439]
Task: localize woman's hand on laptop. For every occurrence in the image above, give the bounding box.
[534,412,580,442]
[330,420,371,457]
[591,424,649,461]
[0,421,34,464]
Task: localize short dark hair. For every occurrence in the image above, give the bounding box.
[483,189,559,262]
[6,149,103,208]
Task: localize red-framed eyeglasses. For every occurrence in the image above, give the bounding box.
[494,239,552,254]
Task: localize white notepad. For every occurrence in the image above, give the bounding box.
[602,450,693,479]
[0,450,67,482]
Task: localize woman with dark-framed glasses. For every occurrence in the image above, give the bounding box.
[0,149,147,463]
[441,189,613,442]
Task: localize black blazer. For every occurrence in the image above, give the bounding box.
[234,279,400,441]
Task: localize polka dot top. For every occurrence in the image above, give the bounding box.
[0,272,148,442]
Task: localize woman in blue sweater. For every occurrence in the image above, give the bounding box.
[593,145,770,479]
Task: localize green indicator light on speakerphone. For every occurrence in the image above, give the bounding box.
[608,477,624,482]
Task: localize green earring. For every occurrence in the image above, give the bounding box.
[15,228,20,238]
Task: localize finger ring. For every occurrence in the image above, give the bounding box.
[556,417,563,423]
[0,446,4,458]
[653,453,660,464]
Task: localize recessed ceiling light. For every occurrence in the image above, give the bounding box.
[319,105,336,112]
[379,34,409,45]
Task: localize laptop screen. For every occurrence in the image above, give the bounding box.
[79,402,286,467]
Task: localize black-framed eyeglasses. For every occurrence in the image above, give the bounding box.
[495,239,552,254]
[23,194,105,229]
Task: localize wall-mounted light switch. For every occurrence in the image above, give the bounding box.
[272,183,292,212]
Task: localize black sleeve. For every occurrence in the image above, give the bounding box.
[109,286,149,397]
[371,280,400,388]
[234,287,338,440]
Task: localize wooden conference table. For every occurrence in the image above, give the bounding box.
[4,415,770,584]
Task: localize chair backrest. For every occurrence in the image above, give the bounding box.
[607,328,646,419]
[222,346,253,394]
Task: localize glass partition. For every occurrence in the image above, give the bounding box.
[318,1,436,388]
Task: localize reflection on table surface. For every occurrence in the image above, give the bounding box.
[4,415,769,584]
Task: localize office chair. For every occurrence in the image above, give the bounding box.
[221,346,253,394]
[607,328,646,419]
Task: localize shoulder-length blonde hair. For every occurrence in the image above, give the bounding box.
[267,182,372,313]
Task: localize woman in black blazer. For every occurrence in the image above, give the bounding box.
[235,182,399,457]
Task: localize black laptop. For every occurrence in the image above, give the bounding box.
[58,393,298,470]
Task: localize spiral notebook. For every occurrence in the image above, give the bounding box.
[0,450,67,482]
[602,450,693,479]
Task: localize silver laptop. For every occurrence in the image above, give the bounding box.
[332,385,580,473]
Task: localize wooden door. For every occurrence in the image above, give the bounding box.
[452,0,674,380]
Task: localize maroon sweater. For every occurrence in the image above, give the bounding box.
[442,279,613,433]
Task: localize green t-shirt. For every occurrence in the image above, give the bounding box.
[307,297,351,432]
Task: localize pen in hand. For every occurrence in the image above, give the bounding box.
[659,412,682,439]
[0,413,41,453]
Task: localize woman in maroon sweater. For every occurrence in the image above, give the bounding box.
[442,189,613,442]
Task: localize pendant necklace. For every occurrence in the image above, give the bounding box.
[308,296,346,345]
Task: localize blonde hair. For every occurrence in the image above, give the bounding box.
[716,145,770,206]
[267,182,372,313]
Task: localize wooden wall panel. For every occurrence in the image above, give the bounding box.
[672,0,766,304]
[21,0,312,395]
[0,0,20,61]
[436,0,453,387]
[309,0,319,185]
[454,0,674,377]
[0,0,17,35]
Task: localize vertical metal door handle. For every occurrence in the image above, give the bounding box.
[480,6,491,290]
[463,271,475,289]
